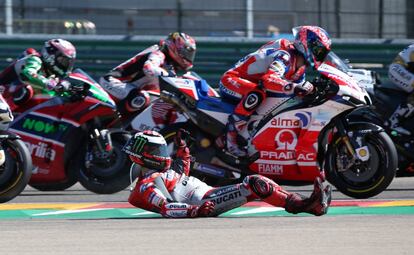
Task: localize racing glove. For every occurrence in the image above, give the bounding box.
[46,79,58,91]
[53,80,71,93]
[294,81,314,97]
[164,69,176,77]
[174,128,191,147]
[54,80,83,93]
[164,64,176,77]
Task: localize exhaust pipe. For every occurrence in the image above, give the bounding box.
[160,90,199,125]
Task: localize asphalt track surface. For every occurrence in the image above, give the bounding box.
[1,177,414,255]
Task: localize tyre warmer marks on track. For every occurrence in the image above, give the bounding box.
[0,200,414,219]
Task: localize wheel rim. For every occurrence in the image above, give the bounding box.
[87,145,126,178]
[335,135,385,186]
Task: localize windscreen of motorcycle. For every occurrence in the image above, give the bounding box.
[317,63,369,104]
[69,69,116,108]
[324,52,350,73]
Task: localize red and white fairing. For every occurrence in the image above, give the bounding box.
[248,62,369,181]
[130,77,218,131]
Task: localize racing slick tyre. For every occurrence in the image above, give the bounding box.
[29,179,77,191]
[325,130,397,199]
[0,138,32,203]
[78,133,133,194]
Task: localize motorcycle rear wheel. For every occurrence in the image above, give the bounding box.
[325,131,397,199]
[0,139,32,203]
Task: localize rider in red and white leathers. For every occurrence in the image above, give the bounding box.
[123,130,332,218]
[99,32,196,114]
[387,44,414,135]
[220,26,331,157]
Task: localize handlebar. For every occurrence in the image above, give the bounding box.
[303,77,339,104]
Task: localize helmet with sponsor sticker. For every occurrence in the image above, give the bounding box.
[122,130,172,171]
[162,32,196,71]
[41,39,76,78]
[292,26,331,69]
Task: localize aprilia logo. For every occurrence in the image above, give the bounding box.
[24,141,56,160]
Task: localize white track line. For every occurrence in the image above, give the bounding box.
[32,208,110,216]
[231,207,284,215]
[131,211,158,216]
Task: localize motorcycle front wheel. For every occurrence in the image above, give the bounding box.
[325,131,397,199]
[0,139,32,203]
[78,133,133,194]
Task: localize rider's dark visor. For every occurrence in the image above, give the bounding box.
[310,40,329,62]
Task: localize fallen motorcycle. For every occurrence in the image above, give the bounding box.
[132,59,398,199]
[8,69,132,194]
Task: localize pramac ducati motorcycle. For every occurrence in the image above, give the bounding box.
[8,69,132,194]
[133,61,398,199]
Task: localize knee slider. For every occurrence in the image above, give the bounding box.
[245,175,273,198]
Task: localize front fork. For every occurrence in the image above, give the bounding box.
[85,128,113,168]
[335,119,371,171]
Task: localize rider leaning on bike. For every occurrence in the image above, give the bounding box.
[0,38,78,105]
[219,25,332,157]
[123,129,332,218]
[386,43,414,135]
[99,32,196,114]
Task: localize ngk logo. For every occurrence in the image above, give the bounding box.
[24,141,56,160]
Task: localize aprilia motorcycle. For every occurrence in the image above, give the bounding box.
[8,69,132,194]
[132,61,398,199]
[0,98,32,202]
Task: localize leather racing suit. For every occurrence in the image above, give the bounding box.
[128,137,331,218]
[99,45,176,113]
[219,39,310,156]
[0,48,60,107]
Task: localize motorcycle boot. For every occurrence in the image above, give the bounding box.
[285,177,332,216]
[225,114,248,157]
[387,103,414,136]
